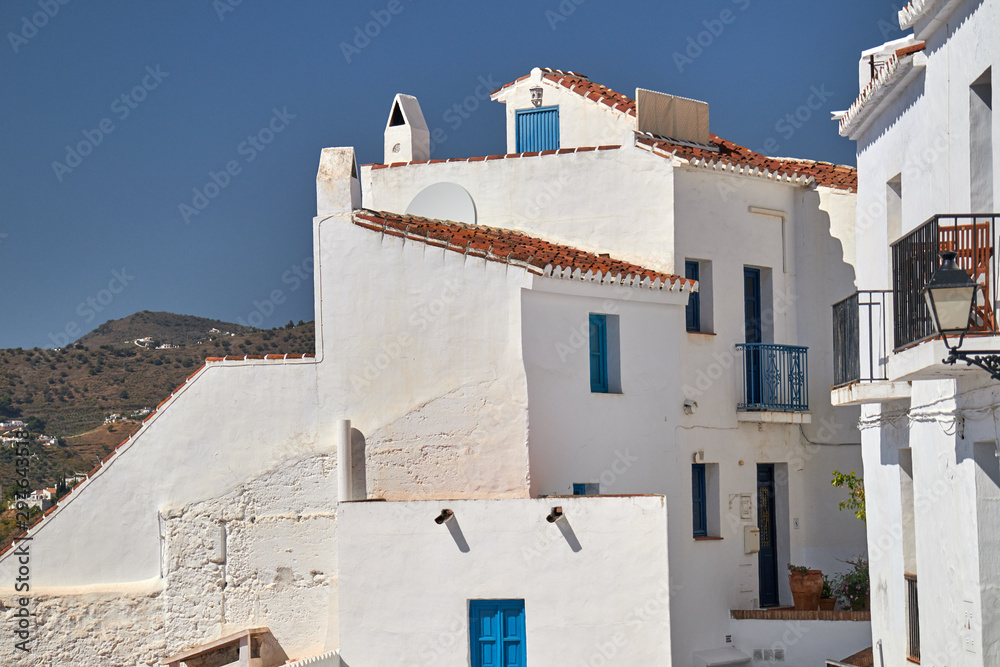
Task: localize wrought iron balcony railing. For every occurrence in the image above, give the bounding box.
[735,343,809,412]
[832,290,892,387]
[892,214,1000,350]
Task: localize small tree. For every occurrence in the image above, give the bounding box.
[831,470,866,522]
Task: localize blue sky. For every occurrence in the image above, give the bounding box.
[0,1,905,349]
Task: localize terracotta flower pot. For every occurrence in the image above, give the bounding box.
[819,597,837,611]
[789,569,823,611]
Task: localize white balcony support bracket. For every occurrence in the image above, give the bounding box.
[830,381,912,407]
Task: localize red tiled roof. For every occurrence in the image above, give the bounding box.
[637,134,858,192]
[353,210,692,290]
[840,646,874,667]
[412,69,857,191]
[492,68,637,117]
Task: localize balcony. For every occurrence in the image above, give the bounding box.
[832,290,892,387]
[892,214,1000,350]
[735,343,808,414]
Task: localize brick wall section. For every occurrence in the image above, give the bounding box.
[730,609,871,621]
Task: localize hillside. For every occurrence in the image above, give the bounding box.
[77,311,257,349]
[0,314,315,505]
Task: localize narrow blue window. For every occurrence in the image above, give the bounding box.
[515,106,559,152]
[573,483,599,495]
[692,464,707,537]
[589,314,608,393]
[685,261,700,332]
[470,600,526,667]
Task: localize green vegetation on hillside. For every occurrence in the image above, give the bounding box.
[0,314,315,537]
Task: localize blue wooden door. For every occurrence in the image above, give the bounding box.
[744,268,763,406]
[515,107,559,152]
[757,464,780,607]
[470,600,525,667]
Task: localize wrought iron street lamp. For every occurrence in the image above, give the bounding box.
[923,250,1000,379]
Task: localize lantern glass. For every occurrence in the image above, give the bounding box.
[925,284,977,335]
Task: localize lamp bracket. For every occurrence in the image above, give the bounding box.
[943,349,1000,382]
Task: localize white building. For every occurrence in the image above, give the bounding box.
[0,68,867,666]
[833,0,1000,664]
[25,488,56,512]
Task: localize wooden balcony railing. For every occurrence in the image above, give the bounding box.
[891,214,1000,350]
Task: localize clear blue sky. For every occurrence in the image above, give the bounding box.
[0,1,905,349]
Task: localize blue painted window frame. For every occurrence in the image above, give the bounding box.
[469,599,526,667]
[589,314,608,393]
[685,261,700,332]
[573,483,599,495]
[515,106,559,152]
[692,464,707,537]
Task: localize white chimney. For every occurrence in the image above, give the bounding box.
[384,93,430,164]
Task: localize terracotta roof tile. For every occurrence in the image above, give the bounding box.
[840,646,874,667]
[378,69,855,191]
[353,209,691,289]
[636,134,857,192]
[492,68,637,117]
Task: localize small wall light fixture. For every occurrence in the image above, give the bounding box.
[530,86,544,107]
[434,509,454,525]
[546,506,564,523]
[923,250,1000,380]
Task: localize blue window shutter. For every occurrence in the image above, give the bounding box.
[500,601,526,667]
[515,107,559,152]
[693,464,707,537]
[589,314,608,393]
[470,601,500,667]
[471,600,525,667]
[685,261,700,332]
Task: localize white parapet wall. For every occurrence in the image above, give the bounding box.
[338,496,671,667]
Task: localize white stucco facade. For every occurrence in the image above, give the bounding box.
[1,65,868,667]
[835,0,1000,664]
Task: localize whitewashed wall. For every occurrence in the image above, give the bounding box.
[848,1,1000,664]
[363,146,678,274]
[338,496,671,667]
[0,361,322,588]
[313,211,532,501]
[730,617,871,665]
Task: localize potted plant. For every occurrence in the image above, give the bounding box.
[820,574,837,610]
[833,556,870,611]
[787,563,823,611]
